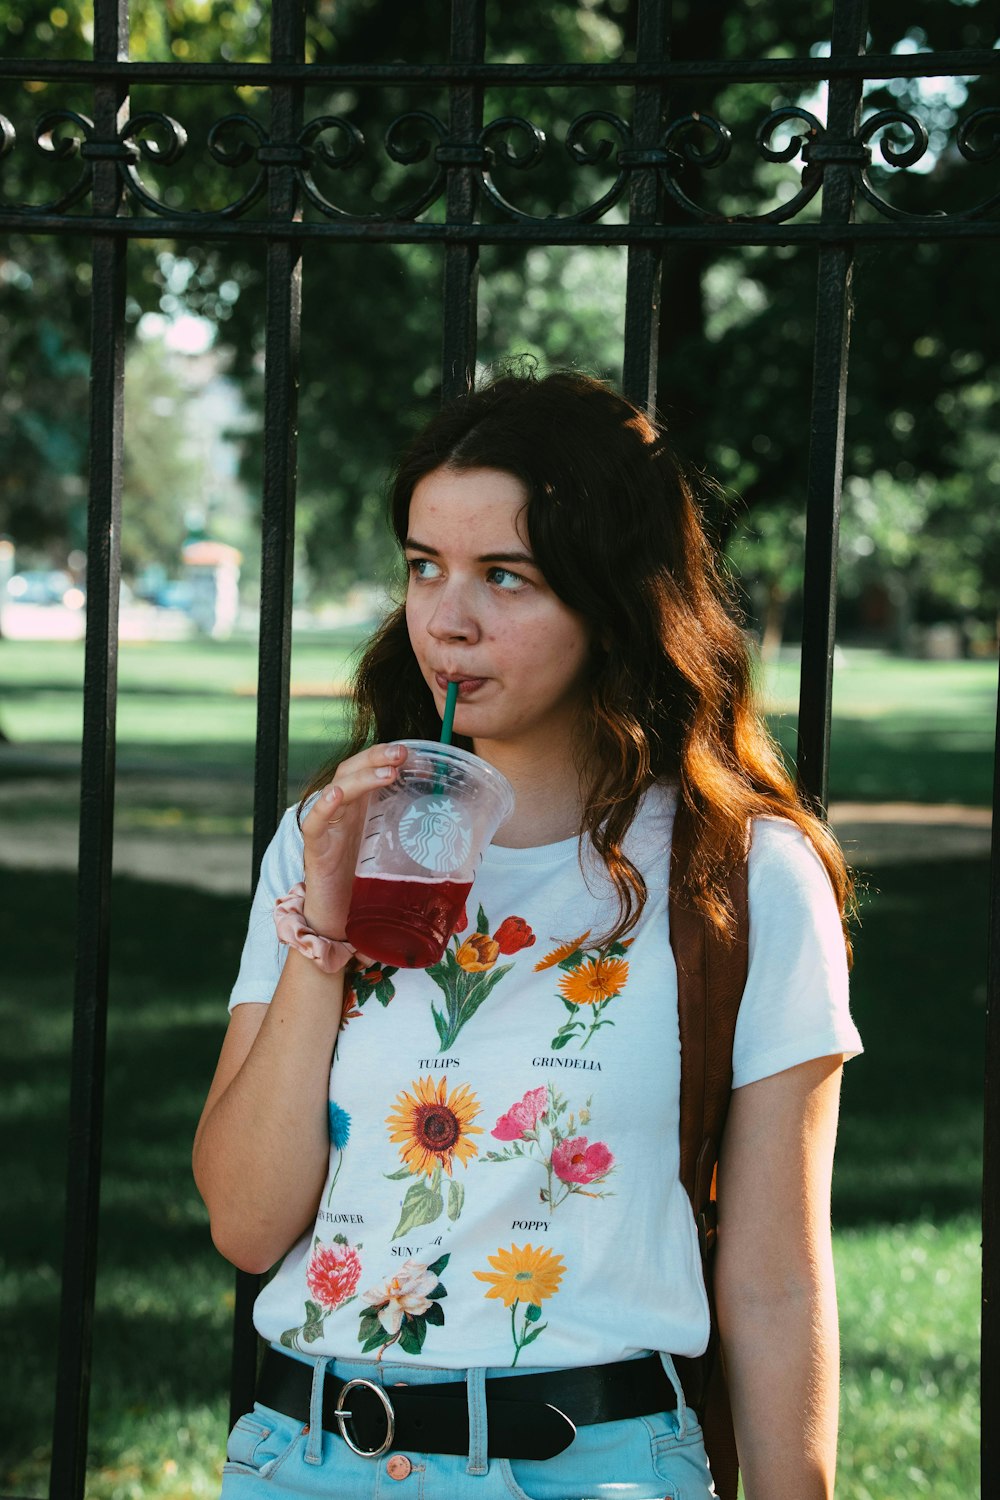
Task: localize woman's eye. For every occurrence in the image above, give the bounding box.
[486,566,526,591]
[406,557,441,581]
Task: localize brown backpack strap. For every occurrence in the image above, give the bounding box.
[669,795,749,1500]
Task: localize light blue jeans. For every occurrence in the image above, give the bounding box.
[219,1347,718,1499]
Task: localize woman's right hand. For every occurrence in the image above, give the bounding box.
[299,741,408,937]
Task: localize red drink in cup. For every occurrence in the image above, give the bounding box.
[346,875,473,969]
[345,741,515,969]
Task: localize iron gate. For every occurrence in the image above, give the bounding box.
[1,0,998,1494]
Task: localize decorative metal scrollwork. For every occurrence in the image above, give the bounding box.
[0,109,97,212]
[0,98,996,226]
[856,105,1000,222]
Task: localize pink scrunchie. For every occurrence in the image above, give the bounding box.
[273,882,356,975]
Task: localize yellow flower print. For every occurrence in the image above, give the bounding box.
[474,1242,566,1307]
[455,933,500,973]
[474,1242,567,1366]
[386,1075,482,1178]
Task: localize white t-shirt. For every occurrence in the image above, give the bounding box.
[228,784,861,1369]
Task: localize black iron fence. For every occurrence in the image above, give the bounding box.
[2,0,998,1495]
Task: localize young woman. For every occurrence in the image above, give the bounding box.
[194,371,862,1500]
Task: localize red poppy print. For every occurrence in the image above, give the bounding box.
[482,1084,616,1212]
[552,1137,614,1185]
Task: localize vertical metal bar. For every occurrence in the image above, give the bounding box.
[795,0,868,812]
[622,0,669,415]
[48,3,129,1498]
[984,660,1000,1497]
[440,0,485,402]
[228,0,305,1431]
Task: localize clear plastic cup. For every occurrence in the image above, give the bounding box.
[345,740,515,968]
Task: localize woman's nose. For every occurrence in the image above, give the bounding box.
[426,581,480,642]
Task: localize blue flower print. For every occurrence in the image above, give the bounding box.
[329,1101,352,1150]
[326,1101,352,1207]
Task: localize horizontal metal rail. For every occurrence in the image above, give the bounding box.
[0,214,996,242]
[0,49,997,85]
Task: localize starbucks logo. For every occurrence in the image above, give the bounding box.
[398,796,472,873]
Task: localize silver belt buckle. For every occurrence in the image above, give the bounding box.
[334,1377,396,1458]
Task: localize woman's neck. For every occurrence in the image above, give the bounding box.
[472,738,587,848]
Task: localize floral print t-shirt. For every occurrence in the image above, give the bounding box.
[227,783,862,1369]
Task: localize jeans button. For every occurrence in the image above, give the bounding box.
[386,1454,413,1480]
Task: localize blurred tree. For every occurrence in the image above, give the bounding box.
[0,0,996,635]
[120,335,212,577]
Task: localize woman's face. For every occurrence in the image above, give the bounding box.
[404,466,592,758]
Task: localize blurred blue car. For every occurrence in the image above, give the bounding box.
[6,569,75,605]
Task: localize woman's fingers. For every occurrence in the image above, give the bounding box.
[299,744,408,935]
[303,742,407,837]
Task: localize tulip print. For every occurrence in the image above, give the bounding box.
[425,905,535,1050]
[493,916,536,955]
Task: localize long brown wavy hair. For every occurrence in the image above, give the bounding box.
[305,369,853,956]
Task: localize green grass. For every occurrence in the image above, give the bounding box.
[0,638,992,1495]
[1,639,997,802]
[836,1219,980,1500]
[0,635,359,783]
[764,651,997,805]
[0,842,987,1497]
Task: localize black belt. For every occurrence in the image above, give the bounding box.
[256,1345,678,1461]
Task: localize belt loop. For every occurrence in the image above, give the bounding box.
[305,1356,330,1464]
[660,1353,688,1439]
[466,1366,488,1475]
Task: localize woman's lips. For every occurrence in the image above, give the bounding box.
[435,672,487,697]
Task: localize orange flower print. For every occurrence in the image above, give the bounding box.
[455,933,501,973]
[558,956,630,1007]
[534,932,591,971]
[544,936,633,1051]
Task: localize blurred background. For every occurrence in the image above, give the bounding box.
[1,0,997,1496]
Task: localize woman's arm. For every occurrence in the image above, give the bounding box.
[714,1053,845,1500]
[192,741,407,1274]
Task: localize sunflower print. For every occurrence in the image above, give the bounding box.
[384,1076,483,1240]
[473,1242,567,1366]
[386,1075,483,1178]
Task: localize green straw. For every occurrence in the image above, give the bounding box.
[440,679,459,745]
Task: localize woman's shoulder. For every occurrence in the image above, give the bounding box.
[255,800,310,887]
[747,813,840,917]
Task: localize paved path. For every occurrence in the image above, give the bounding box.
[0,783,991,895]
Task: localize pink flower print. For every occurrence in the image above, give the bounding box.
[551,1137,614,1185]
[306,1240,363,1311]
[492,1086,548,1142]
